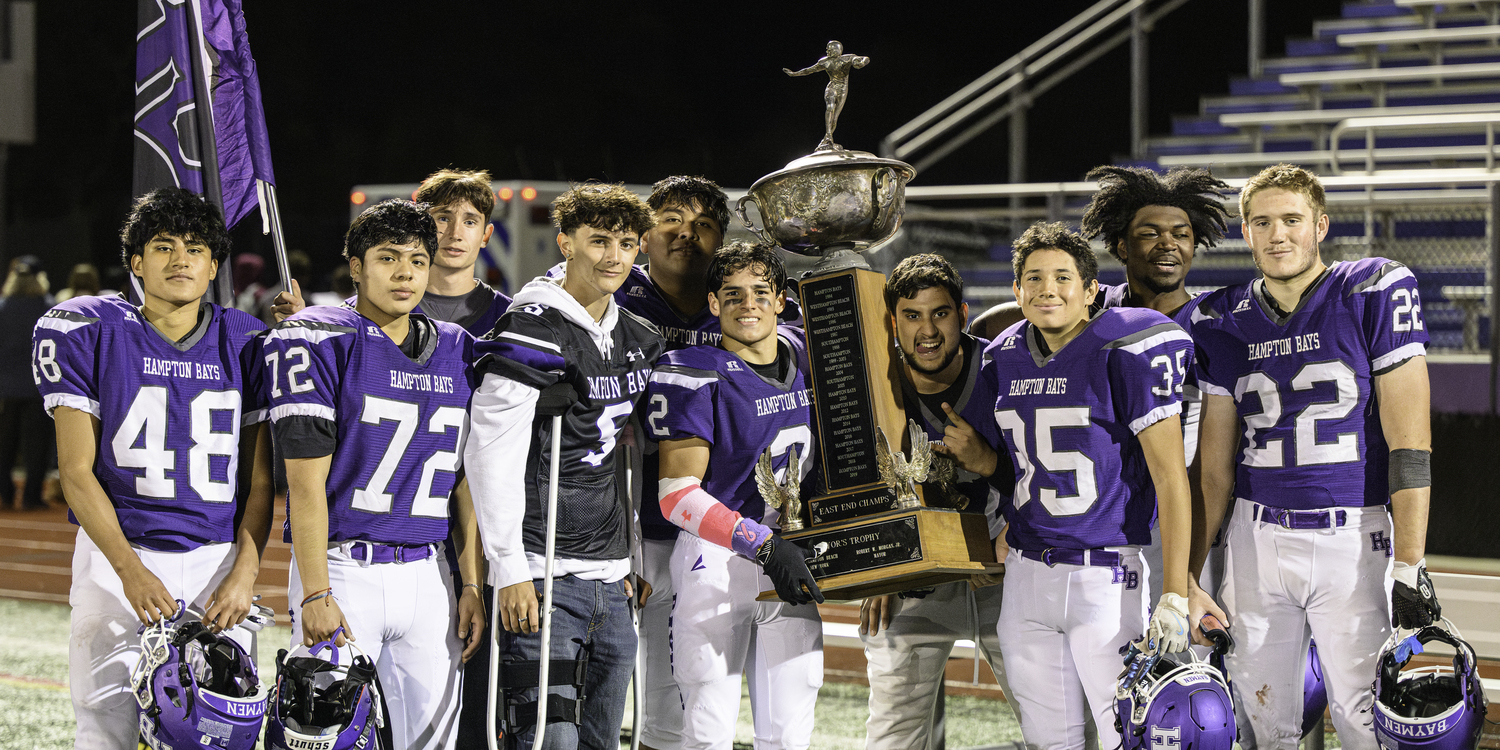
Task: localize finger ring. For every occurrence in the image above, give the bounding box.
[518,616,528,622]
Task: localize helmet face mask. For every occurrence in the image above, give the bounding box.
[265,635,390,750]
[1116,646,1237,750]
[132,605,267,750]
[1373,620,1488,750]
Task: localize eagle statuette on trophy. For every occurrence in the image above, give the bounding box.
[755,444,805,532]
[876,419,932,510]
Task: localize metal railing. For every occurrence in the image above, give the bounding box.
[1328,112,1500,173]
[879,0,1195,175]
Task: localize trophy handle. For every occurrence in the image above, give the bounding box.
[874,167,897,209]
[736,194,773,246]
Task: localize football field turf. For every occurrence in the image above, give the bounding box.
[0,597,1030,750]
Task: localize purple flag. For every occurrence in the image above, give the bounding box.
[132,0,275,235]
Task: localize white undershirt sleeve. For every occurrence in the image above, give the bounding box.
[464,372,540,589]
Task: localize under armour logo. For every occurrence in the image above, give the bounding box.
[124,311,138,322]
[626,348,644,362]
[691,555,706,571]
[628,286,646,297]
[1233,298,1251,313]
[1371,531,1393,557]
[1113,565,1140,590]
[1151,726,1182,749]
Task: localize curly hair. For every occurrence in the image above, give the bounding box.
[884,254,963,314]
[1240,163,1326,220]
[119,188,232,269]
[1080,166,1231,262]
[552,182,655,239]
[648,175,730,235]
[706,240,787,297]
[1012,221,1098,286]
[416,168,495,219]
[344,199,439,260]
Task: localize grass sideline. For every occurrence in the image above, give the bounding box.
[0,597,1031,749]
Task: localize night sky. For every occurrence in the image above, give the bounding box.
[6,0,1344,286]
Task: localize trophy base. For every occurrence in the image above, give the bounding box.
[805,245,870,277]
[758,507,1002,603]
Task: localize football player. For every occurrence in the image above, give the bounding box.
[619,175,731,750]
[271,199,484,750]
[1077,165,1234,624]
[35,188,274,750]
[648,241,824,750]
[859,254,1017,750]
[406,168,517,750]
[966,222,1195,750]
[465,183,662,750]
[1190,164,1436,750]
[413,168,512,336]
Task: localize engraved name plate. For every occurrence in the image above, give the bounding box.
[803,273,879,491]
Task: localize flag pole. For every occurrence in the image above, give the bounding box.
[258,179,292,293]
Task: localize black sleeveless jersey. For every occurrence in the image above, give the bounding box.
[475,302,663,561]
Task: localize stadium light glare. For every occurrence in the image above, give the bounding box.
[499,187,514,201]
[350,191,366,205]
[521,186,538,201]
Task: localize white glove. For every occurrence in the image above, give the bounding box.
[1141,593,1190,655]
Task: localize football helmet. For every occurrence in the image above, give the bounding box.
[1372,619,1488,750]
[1302,639,1328,737]
[131,602,267,750]
[265,629,389,750]
[1116,619,1237,750]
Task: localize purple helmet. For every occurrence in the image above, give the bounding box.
[1302,640,1328,737]
[265,633,389,750]
[1372,620,1488,750]
[1116,645,1236,750]
[131,605,267,749]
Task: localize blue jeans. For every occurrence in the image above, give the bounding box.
[500,576,635,750]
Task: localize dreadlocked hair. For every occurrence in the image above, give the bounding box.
[1080,166,1231,262]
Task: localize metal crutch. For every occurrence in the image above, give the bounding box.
[623,440,644,750]
[484,382,577,750]
[533,382,579,750]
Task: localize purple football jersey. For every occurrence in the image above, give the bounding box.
[1096,286,1209,464]
[984,307,1193,550]
[645,327,815,526]
[1191,258,1430,509]
[265,307,475,545]
[32,296,268,551]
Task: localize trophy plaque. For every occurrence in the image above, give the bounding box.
[742,42,1001,602]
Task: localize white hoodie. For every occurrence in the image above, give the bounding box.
[463,274,631,589]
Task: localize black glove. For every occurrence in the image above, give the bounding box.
[756,536,824,605]
[1391,561,1440,630]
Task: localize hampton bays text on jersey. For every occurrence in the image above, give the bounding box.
[142,357,223,380]
[390,370,458,394]
[1248,332,1321,361]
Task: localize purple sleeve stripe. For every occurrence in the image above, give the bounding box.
[486,341,567,372]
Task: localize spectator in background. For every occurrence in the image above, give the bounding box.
[231,252,268,313]
[55,263,101,302]
[308,264,354,307]
[254,249,313,324]
[0,256,55,509]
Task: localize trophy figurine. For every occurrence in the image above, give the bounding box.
[876,420,932,511]
[746,43,1000,602]
[755,445,805,532]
